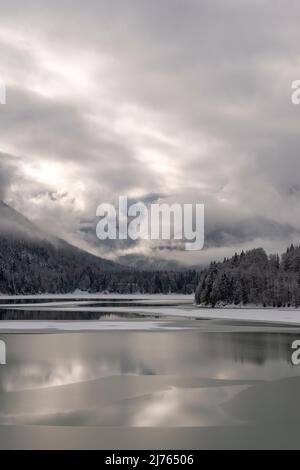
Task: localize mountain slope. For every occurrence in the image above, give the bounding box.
[0,200,50,240]
[0,201,121,294]
[117,254,190,271]
[0,202,201,295]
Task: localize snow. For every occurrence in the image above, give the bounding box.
[1,295,300,328]
[193,307,300,325]
[0,320,191,331]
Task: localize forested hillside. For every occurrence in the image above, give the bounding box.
[195,246,300,307]
[0,233,117,294]
[0,234,200,295]
[0,201,200,295]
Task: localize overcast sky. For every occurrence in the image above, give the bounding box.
[1,0,300,265]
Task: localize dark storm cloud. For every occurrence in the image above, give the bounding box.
[0,0,300,262]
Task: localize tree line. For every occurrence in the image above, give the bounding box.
[195,245,300,307]
[0,235,200,295]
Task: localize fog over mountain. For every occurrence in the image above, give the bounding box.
[0,202,199,294]
[0,200,120,292]
[117,254,190,272]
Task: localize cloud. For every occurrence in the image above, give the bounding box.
[0,153,18,199]
[0,1,300,264]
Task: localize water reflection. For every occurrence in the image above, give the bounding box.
[1,296,300,448]
[0,329,299,430]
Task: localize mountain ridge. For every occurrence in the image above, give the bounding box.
[0,201,124,294]
[0,200,120,269]
[0,202,200,295]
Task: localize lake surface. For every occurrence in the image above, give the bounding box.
[0,295,300,449]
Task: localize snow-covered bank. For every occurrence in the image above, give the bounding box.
[196,302,300,309]
[2,304,300,327]
[55,306,300,326]
[193,308,300,325]
[1,295,300,327]
[0,320,192,332]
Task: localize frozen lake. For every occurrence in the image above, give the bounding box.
[1,294,300,330]
[0,295,300,449]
